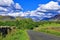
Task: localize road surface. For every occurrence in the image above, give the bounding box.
[27,30,60,40]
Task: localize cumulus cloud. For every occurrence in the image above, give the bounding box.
[14,3,22,10]
[0,0,14,6]
[57,0,60,2]
[37,1,60,11]
[58,10,60,13]
[8,13,20,16]
[34,1,60,18]
[29,11,45,17]
[7,12,24,17]
[8,1,60,20]
[0,0,22,13]
[0,1,60,20]
[0,7,8,12]
[26,1,60,20]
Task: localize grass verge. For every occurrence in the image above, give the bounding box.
[34,23,60,36]
[0,29,30,40]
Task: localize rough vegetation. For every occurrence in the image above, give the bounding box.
[0,18,38,40]
[0,18,38,29]
[34,21,60,36]
[0,29,29,40]
[0,18,60,40]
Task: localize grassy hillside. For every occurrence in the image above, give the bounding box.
[0,15,15,20]
[34,21,60,36]
[0,17,60,40]
[0,18,37,40]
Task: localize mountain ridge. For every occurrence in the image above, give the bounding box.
[0,14,60,21]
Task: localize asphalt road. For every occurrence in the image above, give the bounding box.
[27,30,60,40]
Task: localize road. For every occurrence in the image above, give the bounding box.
[27,30,60,40]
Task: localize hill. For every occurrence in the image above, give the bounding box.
[49,14,60,21]
[0,15,15,20]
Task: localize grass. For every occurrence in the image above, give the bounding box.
[34,23,60,36]
[0,29,30,40]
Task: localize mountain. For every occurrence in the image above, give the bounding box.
[32,14,60,21]
[0,15,15,20]
[49,14,60,21]
[0,14,60,21]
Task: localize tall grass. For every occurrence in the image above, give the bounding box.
[0,29,30,40]
[34,21,60,36]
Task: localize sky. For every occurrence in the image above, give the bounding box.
[0,0,60,20]
[13,0,58,11]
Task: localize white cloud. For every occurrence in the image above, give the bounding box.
[30,11,45,17]
[0,0,14,6]
[0,0,22,13]
[0,1,60,20]
[57,0,60,2]
[8,12,20,16]
[37,8,47,12]
[14,3,22,10]
[47,13,53,16]
[21,11,30,16]
[44,15,52,18]
[58,10,60,13]
[0,7,8,12]
[7,12,25,17]
[26,1,60,20]
[32,1,60,19]
[37,1,60,11]
[44,13,53,18]
[10,1,59,19]
[30,11,36,16]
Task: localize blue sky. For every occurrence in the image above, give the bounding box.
[13,0,57,11]
[0,0,60,20]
